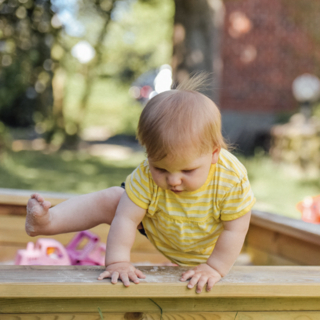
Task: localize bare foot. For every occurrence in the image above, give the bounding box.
[26,193,52,236]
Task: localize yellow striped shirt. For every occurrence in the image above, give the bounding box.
[125,148,255,266]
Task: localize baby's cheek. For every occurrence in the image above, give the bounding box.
[190,176,206,190]
[153,175,165,189]
[185,179,197,191]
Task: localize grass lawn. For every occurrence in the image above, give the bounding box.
[0,148,145,194]
[1,147,319,219]
[239,154,320,219]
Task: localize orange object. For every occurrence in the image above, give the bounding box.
[46,247,56,256]
[296,195,320,224]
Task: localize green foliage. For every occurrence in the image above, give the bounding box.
[0,0,56,127]
[70,0,174,83]
[0,120,12,155]
[62,77,142,136]
[58,0,174,137]
[102,0,174,82]
[0,0,174,142]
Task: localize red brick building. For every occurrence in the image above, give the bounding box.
[219,0,320,153]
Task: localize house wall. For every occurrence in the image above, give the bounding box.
[219,0,320,153]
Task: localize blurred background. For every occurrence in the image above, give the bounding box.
[1,0,320,219]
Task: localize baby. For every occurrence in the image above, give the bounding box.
[26,75,255,293]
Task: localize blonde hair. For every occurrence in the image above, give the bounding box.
[137,74,228,161]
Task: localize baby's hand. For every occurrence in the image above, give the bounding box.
[180,263,222,293]
[98,262,146,287]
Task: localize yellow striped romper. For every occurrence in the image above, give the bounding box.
[125,148,255,266]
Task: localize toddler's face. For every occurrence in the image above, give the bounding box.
[148,148,220,193]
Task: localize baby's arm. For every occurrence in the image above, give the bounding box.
[181,211,251,293]
[98,191,147,286]
[207,211,251,276]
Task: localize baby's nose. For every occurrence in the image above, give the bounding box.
[167,175,181,187]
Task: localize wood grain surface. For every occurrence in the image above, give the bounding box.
[1,312,320,319]
[1,266,320,298]
[1,297,320,313]
[0,313,240,320]
[2,311,320,319]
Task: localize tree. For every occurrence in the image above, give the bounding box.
[0,0,174,148]
[172,0,224,104]
[0,0,120,147]
[0,0,58,127]
[45,0,119,147]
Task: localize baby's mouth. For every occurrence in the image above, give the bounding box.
[171,189,183,193]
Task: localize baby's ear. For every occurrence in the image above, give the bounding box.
[211,147,221,164]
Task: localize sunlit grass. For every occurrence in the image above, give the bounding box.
[0,149,145,194]
[239,154,320,219]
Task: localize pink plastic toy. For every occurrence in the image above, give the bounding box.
[15,238,71,265]
[65,230,106,266]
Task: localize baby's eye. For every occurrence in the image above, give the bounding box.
[182,169,195,174]
[156,168,167,173]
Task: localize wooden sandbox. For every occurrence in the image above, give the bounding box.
[1,188,320,319]
[1,265,320,319]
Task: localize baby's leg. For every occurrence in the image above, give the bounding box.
[26,187,124,236]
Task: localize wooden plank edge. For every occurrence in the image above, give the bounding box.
[2,283,320,298]
[251,210,320,246]
[2,297,320,313]
[0,188,74,206]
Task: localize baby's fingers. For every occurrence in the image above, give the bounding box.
[128,271,140,284]
[206,277,219,292]
[187,274,201,289]
[180,269,195,282]
[196,276,208,294]
[111,272,120,284]
[135,268,146,279]
[98,270,111,280]
[120,272,130,287]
